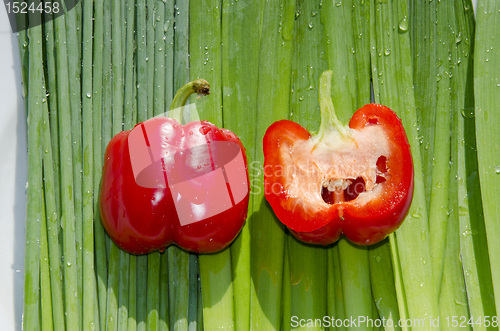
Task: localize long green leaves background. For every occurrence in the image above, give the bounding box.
[19,0,500,330]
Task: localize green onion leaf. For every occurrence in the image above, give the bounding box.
[474,0,500,318]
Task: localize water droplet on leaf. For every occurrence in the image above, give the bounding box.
[460,108,474,118]
[398,19,409,32]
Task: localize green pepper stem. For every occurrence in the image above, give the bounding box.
[317,70,349,139]
[169,79,211,110]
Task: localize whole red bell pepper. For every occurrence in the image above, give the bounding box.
[263,70,414,246]
[100,80,250,254]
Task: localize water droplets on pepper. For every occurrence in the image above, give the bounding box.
[199,126,211,135]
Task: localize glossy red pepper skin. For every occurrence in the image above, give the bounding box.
[100,118,249,255]
[263,104,414,246]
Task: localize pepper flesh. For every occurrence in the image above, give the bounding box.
[263,71,414,246]
[100,80,250,254]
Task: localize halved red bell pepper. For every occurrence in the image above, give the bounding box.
[100,80,250,254]
[263,70,414,246]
